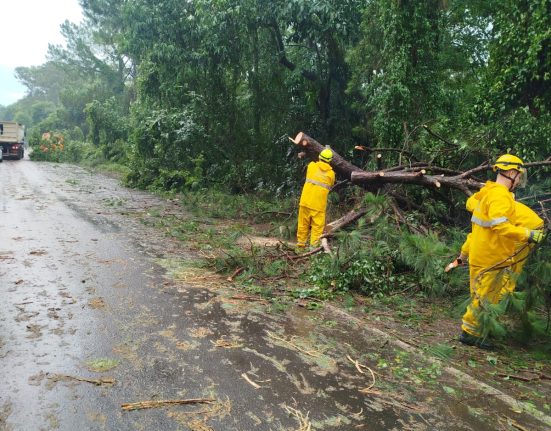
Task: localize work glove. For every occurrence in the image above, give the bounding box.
[445,257,464,273]
[528,230,544,244]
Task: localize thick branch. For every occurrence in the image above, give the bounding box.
[351,170,482,195]
[291,132,364,179]
[324,207,368,236]
[269,21,317,82]
[289,132,551,196]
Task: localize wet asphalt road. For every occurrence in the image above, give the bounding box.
[1,159,549,431]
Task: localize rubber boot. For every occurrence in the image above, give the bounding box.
[458,331,495,350]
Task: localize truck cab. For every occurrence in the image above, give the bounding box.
[0,121,26,160]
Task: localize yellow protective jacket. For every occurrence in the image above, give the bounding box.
[461,200,543,257]
[467,181,532,268]
[299,161,335,212]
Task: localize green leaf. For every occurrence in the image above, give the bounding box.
[443,386,456,395]
[486,356,498,366]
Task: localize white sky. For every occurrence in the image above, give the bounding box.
[0,0,83,106]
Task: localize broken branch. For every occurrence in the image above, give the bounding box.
[121,398,215,411]
[49,374,115,386]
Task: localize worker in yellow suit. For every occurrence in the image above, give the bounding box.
[448,154,544,349]
[296,148,335,251]
[449,201,543,277]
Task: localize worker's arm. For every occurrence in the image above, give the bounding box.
[460,233,471,257]
[445,234,470,272]
[465,193,481,213]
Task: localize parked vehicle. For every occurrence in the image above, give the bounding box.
[0,120,26,160]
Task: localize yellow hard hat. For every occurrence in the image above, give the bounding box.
[319,148,333,162]
[493,154,525,173]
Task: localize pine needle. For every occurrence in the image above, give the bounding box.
[284,405,312,431]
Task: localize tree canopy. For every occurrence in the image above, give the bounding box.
[4,0,547,191]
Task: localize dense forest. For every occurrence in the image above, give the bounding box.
[1,0,550,340]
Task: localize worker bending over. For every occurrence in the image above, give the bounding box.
[451,154,544,349]
[296,148,335,251]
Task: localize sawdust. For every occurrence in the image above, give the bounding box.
[211,338,243,349]
[89,297,107,309]
[112,343,140,365]
[85,411,107,427]
[176,340,199,351]
[25,324,43,339]
[28,371,47,386]
[0,402,13,430]
[190,327,214,338]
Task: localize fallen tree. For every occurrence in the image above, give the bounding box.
[290,132,551,196]
[290,132,551,251]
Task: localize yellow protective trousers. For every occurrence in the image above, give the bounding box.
[296,205,326,247]
[461,265,516,337]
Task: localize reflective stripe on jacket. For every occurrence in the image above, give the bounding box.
[461,200,543,258]
[299,161,335,212]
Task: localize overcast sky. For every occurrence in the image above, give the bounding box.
[0,0,83,106]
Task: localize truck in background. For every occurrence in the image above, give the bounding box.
[0,120,26,160]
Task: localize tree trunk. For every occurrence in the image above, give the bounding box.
[291,132,364,179]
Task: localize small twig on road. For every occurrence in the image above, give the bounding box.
[48,374,115,386]
[283,405,312,431]
[241,373,261,389]
[211,338,243,349]
[121,398,215,411]
[347,355,376,392]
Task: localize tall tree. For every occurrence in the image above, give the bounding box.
[474,0,551,160]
